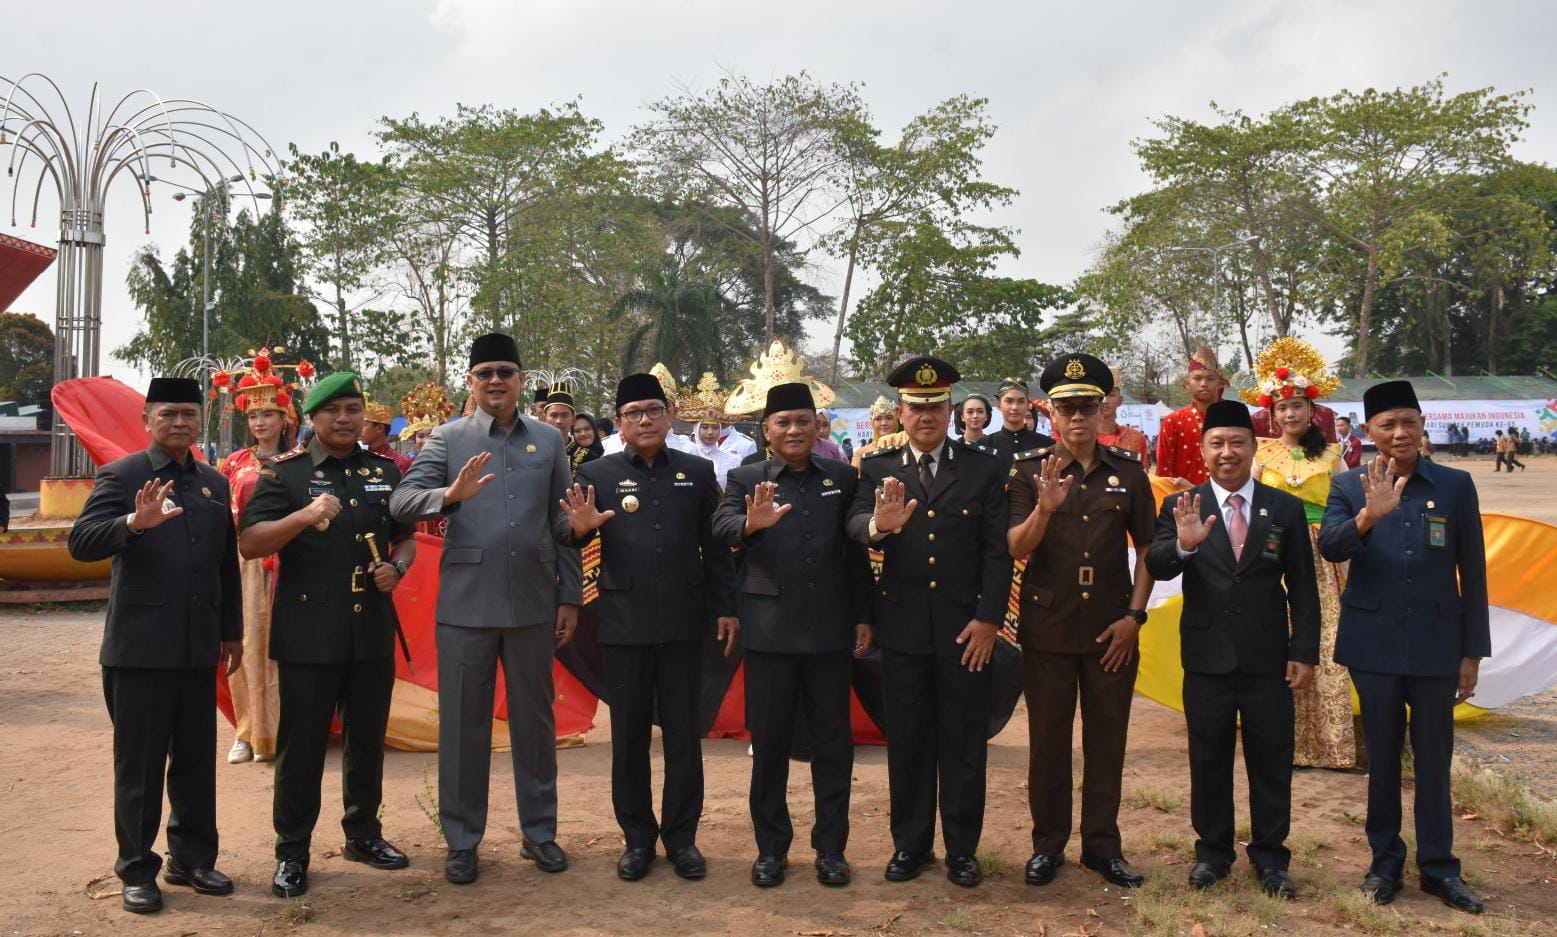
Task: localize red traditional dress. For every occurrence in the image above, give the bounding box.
[1154,404,1211,484]
[220,446,281,758]
[369,438,411,474]
[1098,423,1150,467]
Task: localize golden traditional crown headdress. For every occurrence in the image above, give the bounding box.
[213,346,313,420]
[680,372,731,424]
[867,395,895,419]
[399,382,455,440]
[1239,337,1342,407]
[723,340,836,417]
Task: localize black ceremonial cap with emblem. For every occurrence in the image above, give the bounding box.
[886,355,959,404]
[1039,353,1113,400]
[763,381,816,417]
[615,372,669,409]
[1363,379,1422,420]
[1202,399,1256,435]
[469,331,521,368]
[145,376,203,404]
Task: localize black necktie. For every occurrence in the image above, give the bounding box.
[918,452,934,496]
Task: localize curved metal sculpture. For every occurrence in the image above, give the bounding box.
[0,74,280,475]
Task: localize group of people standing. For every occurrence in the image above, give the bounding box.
[69,329,1490,919]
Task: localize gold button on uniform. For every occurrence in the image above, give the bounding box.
[928,556,937,566]
[962,509,970,516]
[300,594,308,603]
[928,509,936,518]
[1083,551,1091,559]
[1082,514,1089,522]
[1080,483,1088,490]
[928,533,936,542]
[350,498,359,507]
[1081,592,1090,601]
[353,603,362,613]
[929,581,938,590]
[355,533,363,542]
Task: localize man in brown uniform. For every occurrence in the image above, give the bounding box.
[1008,353,1155,889]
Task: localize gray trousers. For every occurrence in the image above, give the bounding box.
[436,622,558,850]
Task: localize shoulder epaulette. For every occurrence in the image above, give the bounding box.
[1013,446,1051,463]
[270,448,307,463]
[955,439,995,457]
[863,444,899,459]
[365,449,399,464]
[1108,445,1142,463]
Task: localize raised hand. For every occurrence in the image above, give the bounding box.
[445,451,496,505]
[872,476,918,532]
[130,479,183,532]
[1173,492,1218,552]
[1358,455,1407,525]
[560,483,615,537]
[1033,455,1075,515]
[743,481,792,534]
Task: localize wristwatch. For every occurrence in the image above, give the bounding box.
[1125,608,1148,625]
[391,559,409,576]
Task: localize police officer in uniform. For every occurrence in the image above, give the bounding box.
[1008,354,1155,889]
[68,377,241,914]
[982,377,1053,469]
[240,372,417,898]
[847,356,1012,888]
[712,381,873,888]
[1320,381,1489,914]
[561,372,738,882]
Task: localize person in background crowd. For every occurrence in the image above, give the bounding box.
[1503,427,1527,470]
[813,409,846,461]
[399,383,455,461]
[956,394,992,449]
[985,378,1054,470]
[540,384,578,438]
[1097,370,1150,466]
[681,374,742,488]
[362,396,411,473]
[852,396,903,467]
[572,412,604,469]
[1519,427,1532,456]
[1319,380,1489,915]
[1336,417,1363,469]
[595,415,615,444]
[1155,346,1226,488]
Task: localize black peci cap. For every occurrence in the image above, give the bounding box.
[1363,380,1422,421]
[469,332,521,368]
[1201,399,1256,436]
[145,377,203,405]
[763,381,816,417]
[615,373,668,410]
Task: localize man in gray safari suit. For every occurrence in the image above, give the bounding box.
[390,332,582,885]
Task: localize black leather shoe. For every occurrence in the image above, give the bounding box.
[1081,854,1144,888]
[617,847,654,881]
[883,850,935,882]
[751,854,787,887]
[121,882,162,914]
[1258,867,1297,900]
[815,853,851,886]
[946,854,982,887]
[445,849,478,885]
[1188,861,1228,890]
[1360,873,1402,905]
[521,839,568,873]
[1025,853,1062,886]
[1422,875,1484,914]
[344,837,409,870]
[670,845,707,880]
[272,859,308,898]
[163,858,234,895]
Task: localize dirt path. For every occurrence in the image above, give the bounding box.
[3,607,1555,936]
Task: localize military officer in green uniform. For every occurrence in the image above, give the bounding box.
[240,372,418,899]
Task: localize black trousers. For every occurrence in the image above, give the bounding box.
[1182,670,1294,872]
[880,647,991,859]
[273,657,395,861]
[744,649,853,856]
[1024,650,1136,858]
[602,640,704,852]
[1351,669,1461,881]
[102,666,218,885]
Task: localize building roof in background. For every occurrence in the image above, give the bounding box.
[0,234,56,311]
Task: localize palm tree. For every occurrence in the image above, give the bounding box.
[609,255,732,378]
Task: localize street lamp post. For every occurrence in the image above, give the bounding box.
[0,75,278,475]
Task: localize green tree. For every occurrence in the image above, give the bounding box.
[0,312,54,404]
[608,255,734,378]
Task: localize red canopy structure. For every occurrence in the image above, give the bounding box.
[0,233,56,311]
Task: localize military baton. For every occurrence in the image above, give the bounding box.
[363,531,415,675]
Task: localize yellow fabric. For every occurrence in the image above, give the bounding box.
[1254,439,1343,507]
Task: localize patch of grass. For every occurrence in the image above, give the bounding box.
[1125,870,1292,937]
[1455,917,1534,937]
[1340,810,1365,825]
[940,907,972,931]
[281,899,316,927]
[1452,758,1557,849]
[1321,885,1407,935]
[1124,783,1184,814]
[414,759,442,836]
[1235,819,1252,843]
[1289,830,1331,867]
[975,850,1008,879]
[1144,829,1191,859]
[1461,865,1490,890]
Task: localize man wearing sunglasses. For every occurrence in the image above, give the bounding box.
[1008,353,1155,891]
[390,333,583,886]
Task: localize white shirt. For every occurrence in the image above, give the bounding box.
[602,430,696,456]
[689,438,741,488]
[718,427,757,461]
[1176,474,1255,558]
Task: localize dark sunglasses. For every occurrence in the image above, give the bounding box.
[471,366,520,382]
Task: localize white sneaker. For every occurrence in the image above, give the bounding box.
[228,738,253,764]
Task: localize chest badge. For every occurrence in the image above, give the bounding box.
[201,486,212,498]
[621,494,640,513]
[313,470,325,479]
[1426,500,1436,509]
[358,467,370,477]
[1108,475,1119,487]
[823,478,835,487]
[1259,507,1269,517]
[162,497,177,513]
[676,471,686,480]
[526,443,537,453]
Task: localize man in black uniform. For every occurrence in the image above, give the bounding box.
[713,382,873,888]
[561,372,738,882]
[68,377,242,914]
[846,356,1012,887]
[1008,354,1155,890]
[240,371,417,898]
[983,377,1053,469]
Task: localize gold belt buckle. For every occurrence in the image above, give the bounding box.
[1078,565,1095,587]
[351,564,367,593]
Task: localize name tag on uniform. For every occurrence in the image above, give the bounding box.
[307,483,333,498]
[1427,514,1447,550]
[1261,526,1283,561]
[1105,486,1128,494]
[673,481,695,488]
[365,483,393,493]
[820,489,842,497]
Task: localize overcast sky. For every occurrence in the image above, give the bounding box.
[5,0,1556,386]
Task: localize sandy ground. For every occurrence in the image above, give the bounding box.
[2,455,1554,936]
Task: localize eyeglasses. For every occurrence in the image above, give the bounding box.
[1053,401,1102,417]
[471,366,520,382]
[619,404,668,423]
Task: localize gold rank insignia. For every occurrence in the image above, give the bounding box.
[1064,358,1086,379]
[1427,500,1436,509]
[358,467,369,476]
[621,495,640,513]
[201,486,212,497]
[526,443,537,452]
[915,362,938,386]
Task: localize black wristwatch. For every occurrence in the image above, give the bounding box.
[1125,608,1148,625]
[391,559,409,577]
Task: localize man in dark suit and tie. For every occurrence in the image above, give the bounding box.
[1146,400,1318,898]
[1320,380,1489,914]
[68,377,242,914]
[713,381,873,888]
[846,355,1012,888]
[562,372,739,882]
